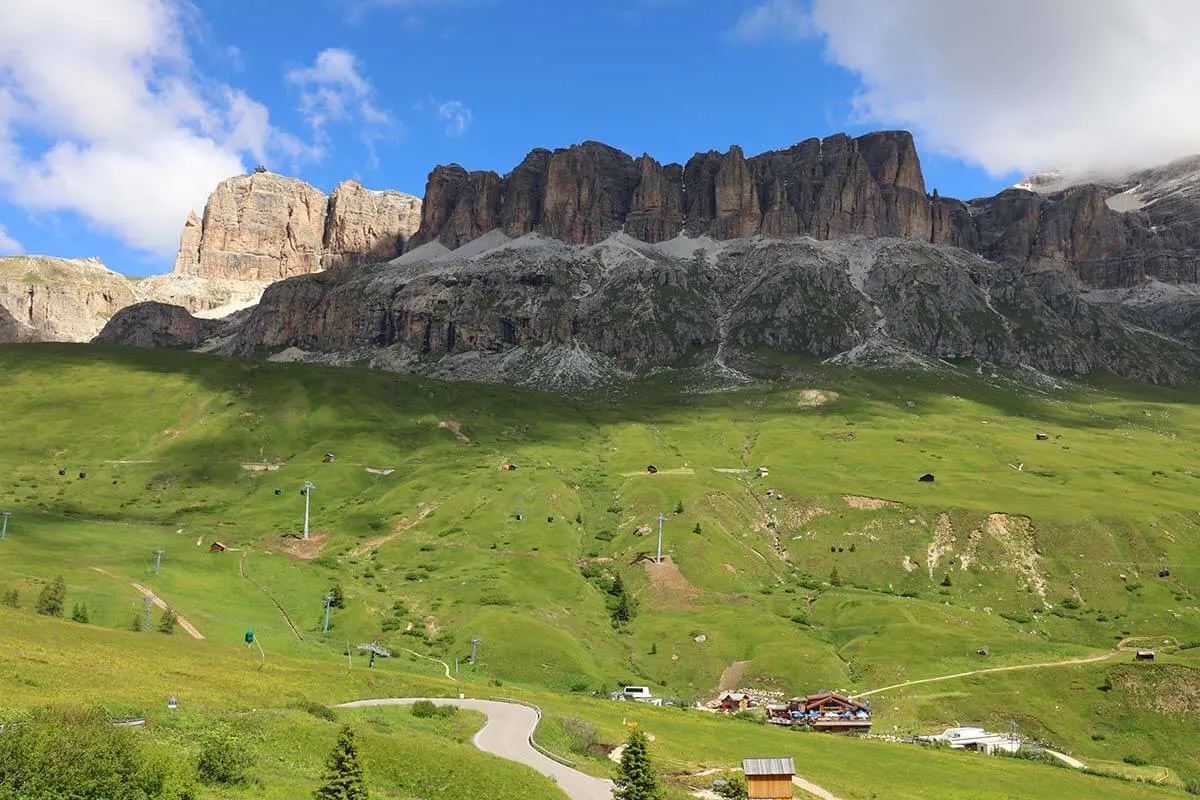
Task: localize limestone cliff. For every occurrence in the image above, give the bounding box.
[0,256,137,342]
[173,172,421,280]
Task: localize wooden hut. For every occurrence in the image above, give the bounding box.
[717,691,750,712]
[1135,649,1156,662]
[743,757,795,799]
[209,541,227,552]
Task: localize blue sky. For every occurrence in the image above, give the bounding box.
[3,0,1196,276]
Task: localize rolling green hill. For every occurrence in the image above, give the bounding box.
[1,343,1198,797]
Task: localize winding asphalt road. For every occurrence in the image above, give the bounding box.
[335,698,614,800]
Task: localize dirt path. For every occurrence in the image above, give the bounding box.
[852,651,1117,699]
[718,660,751,692]
[1044,749,1087,770]
[793,775,842,800]
[130,583,205,639]
[89,567,204,640]
[349,505,436,557]
[400,648,455,680]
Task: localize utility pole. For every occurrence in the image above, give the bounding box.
[469,636,481,665]
[153,549,164,576]
[0,510,9,540]
[322,594,333,633]
[302,481,315,540]
[656,513,666,564]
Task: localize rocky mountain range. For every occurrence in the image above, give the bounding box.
[54,130,1200,388]
[0,175,420,342]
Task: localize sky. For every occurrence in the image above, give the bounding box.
[1,0,1199,276]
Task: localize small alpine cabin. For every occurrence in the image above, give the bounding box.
[743,757,795,800]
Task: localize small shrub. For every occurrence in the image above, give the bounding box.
[196,728,254,785]
[410,700,439,718]
[293,700,337,722]
[1091,733,1106,741]
[716,775,749,800]
[1060,597,1081,610]
[1,589,17,608]
[1123,754,1149,767]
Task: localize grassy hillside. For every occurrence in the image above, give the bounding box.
[1,343,1198,797]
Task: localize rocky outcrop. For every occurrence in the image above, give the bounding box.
[94,302,220,350]
[163,231,1194,388]
[408,133,1200,293]
[322,180,422,269]
[0,303,26,343]
[0,256,273,343]
[0,256,137,342]
[410,133,933,248]
[173,172,421,281]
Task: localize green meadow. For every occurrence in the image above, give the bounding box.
[1,343,1198,798]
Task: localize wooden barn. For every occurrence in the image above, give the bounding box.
[743,757,794,799]
[209,541,227,552]
[787,692,872,733]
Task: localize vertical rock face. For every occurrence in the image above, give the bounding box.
[410,130,937,248]
[322,180,422,269]
[625,156,684,242]
[174,172,422,280]
[175,172,328,281]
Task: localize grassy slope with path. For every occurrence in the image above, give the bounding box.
[0,343,1198,796]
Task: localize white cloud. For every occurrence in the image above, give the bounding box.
[730,0,810,42]
[0,224,22,254]
[286,48,394,147]
[436,100,473,136]
[793,0,1200,176]
[0,0,314,257]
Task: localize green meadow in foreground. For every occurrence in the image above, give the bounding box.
[0,343,1198,798]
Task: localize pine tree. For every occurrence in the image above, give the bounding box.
[674,501,684,515]
[941,573,952,587]
[613,727,661,800]
[131,613,146,632]
[314,725,368,800]
[328,584,345,609]
[158,607,178,634]
[1,589,18,608]
[829,566,843,587]
[693,523,702,535]
[36,576,66,617]
[70,602,90,624]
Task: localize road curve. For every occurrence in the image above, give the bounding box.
[336,698,613,800]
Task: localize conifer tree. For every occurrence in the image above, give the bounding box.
[71,602,90,623]
[613,727,661,800]
[829,566,843,587]
[314,725,368,800]
[159,607,178,634]
[36,576,66,617]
